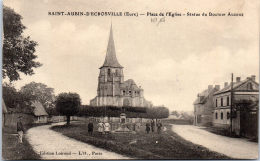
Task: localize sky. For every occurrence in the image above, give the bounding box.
[3,0,259,112]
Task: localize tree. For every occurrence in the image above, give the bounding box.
[78,105,169,119]
[20,82,55,111]
[146,106,169,119]
[171,110,180,117]
[56,93,81,125]
[2,83,19,109]
[3,6,41,82]
[2,83,33,113]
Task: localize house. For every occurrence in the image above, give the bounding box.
[32,101,48,123]
[213,75,259,138]
[2,99,35,127]
[194,85,220,126]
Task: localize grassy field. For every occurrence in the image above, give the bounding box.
[52,121,231,159]
[2,124,42,160]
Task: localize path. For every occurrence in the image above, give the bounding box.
[172,124,258,159]
[26,122,130,160]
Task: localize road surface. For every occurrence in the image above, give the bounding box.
[172,124,258,159]
[26,122,130,160]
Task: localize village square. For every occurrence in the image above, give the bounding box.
[2,0,259,160]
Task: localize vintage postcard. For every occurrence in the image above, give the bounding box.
[2,0,259,160]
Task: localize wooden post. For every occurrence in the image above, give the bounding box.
[230,73,234,135]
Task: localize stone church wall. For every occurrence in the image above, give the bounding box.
[90,96,152,107]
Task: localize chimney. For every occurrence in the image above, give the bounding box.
[208,85,213,90]
[236,77,241,82]
[215,85,220,90]
[224,82,228,87]
[251,75,256,81]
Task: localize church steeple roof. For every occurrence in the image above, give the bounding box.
[100,24,123,68]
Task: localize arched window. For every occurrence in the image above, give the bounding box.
[216,99,218,107]
[116,69,120,75]
[215,112,218,119]
[221,112,223,120]
[221,98,223,106]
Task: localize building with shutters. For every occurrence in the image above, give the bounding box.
[213,75,259,137]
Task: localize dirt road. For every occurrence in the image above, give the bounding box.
[26,122,130,159]
[172,124,258,159]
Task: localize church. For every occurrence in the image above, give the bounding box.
[90,25,152,107]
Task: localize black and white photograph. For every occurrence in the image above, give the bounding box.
[1,0,259,160]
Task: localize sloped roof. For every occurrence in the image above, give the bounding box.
[2,98,8,114]
[214,78,259,95]
[194,88,216,105]
[100,25,123,68]
[32,101,48,116]
[121,79,139,90]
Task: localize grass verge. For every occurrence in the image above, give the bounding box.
[51,121,231,159]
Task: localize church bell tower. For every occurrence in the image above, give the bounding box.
[97,24,124,97]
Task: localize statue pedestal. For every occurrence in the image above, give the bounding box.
[112,113,136,134]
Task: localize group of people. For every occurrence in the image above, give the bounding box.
[88,119,163,135]
[17,116,163,144]
[88,120,111,135]
[145,119,163,134]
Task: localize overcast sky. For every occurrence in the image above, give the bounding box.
[3,0,259,112]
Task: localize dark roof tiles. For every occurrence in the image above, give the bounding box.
[101,25,123,68]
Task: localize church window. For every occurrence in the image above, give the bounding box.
[221,112,223,120]
[108,68,111,76]
[215,112,218,119]
[116,69,120,75]
[221,98,223,106]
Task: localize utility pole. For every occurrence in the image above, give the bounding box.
[230,73,234,135]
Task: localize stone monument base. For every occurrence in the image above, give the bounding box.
[112,113,136,134]
[112,124,136,134]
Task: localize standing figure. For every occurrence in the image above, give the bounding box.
[104,122,111,135]
[88,120,94,135]
[97,121,104,135]
[151,119,155,132]
[17,116,25,143]
[133,123,136,131]
[136,122,141,131]
[145,121,150,134]
[157,120,163,134]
